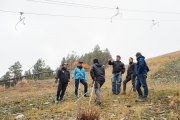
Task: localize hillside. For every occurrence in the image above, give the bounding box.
[0,51,180,120]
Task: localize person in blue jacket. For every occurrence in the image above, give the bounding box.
[135,52,149,101]
[73,61,88,97]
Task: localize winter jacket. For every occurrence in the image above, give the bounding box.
[127,62,136,76]
[56,67,70,84]
[108,60,125,74]
[73,66,87,81]
[136,56,149,75]
[90,63,105,84]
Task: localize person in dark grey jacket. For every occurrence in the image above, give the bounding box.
[90,59,105,105]
[55,63,70,103]
[109,55,125,95]
[122,57,136,94]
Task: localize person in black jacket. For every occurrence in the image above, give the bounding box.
[55,63,70,103]
[109,55,125,95]
[90,59,105,105]
[122,57,136,94]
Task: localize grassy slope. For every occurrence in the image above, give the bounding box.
[0,51,180,120]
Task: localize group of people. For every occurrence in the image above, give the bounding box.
[55,52,149,105]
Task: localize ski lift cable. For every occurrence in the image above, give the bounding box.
[27,0,115,10]
[27,0,180,15]
[0,9,110,20]
[1,9,180,22]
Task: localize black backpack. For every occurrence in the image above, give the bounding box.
[93,64,105,78]
[145,62,150,73]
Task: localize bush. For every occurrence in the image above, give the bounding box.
[77,106,100,120]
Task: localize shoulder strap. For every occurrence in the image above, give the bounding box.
[144,61,150,72]
[93,64,104,78]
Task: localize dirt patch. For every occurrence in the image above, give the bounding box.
[0,86,5,92]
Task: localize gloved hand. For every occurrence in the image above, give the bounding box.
[143,74,147,78]
[53,79,58,87]
[55,79,58,84]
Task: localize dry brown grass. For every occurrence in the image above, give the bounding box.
[147,50,180,78]
[16,80,30,87]
[77,106,100,120]
[0,86,5,92]
[0,80,56,104]
[0,51,180,120]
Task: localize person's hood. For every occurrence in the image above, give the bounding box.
[137,55,145,60]
[77,66,83,69]
[62,67,67,70]
[95,63,103,67]
[129,62,134,64]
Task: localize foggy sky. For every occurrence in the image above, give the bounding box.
[0,0,180,77]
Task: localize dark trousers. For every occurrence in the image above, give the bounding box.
[75,79,88,96]
[135,74,148,98]
[123,74,136,92]
[56,82,68,101]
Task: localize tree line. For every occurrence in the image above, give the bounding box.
[0,45,112,87]
[61,45,112,70]
[0,59,54,87]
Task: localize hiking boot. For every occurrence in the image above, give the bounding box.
[75,94,79,98]
[135,96,147,102]
[133,89,136,92]
[84,94,89,97]
[135,98,144,102]
[55,99,61,104]
[121,92,126,95]
[135,99,145,102]
[96,101,101,105]
[55,101,59,104]
[142,96,148,101]
[135,96,144,102]
[138,96,144,99]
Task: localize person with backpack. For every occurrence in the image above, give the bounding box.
[55,63,70,103]
[122,57,136,95]
[135,52,149,101]
[90,59,105,105]
[109,55,125,95]
[72,61,88,97]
